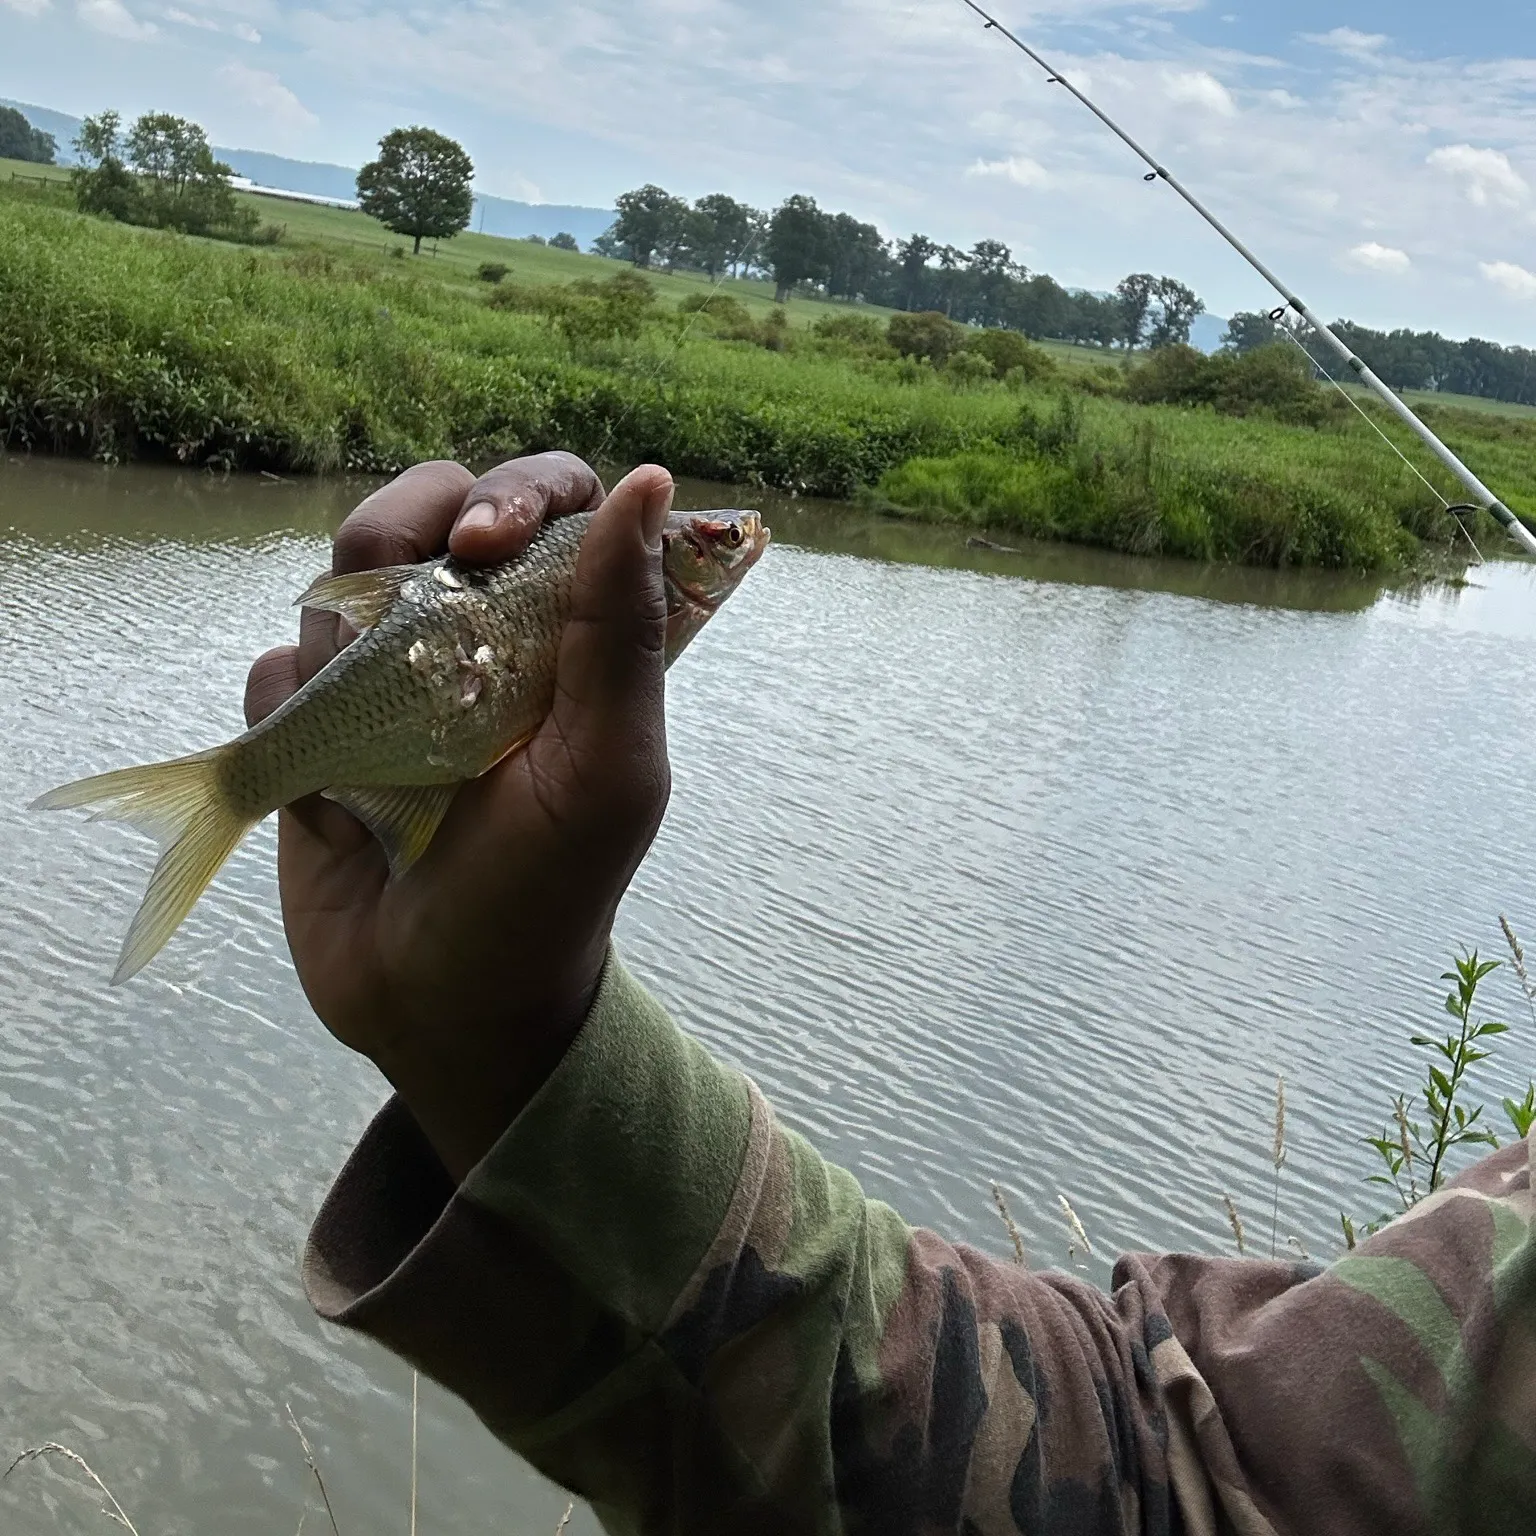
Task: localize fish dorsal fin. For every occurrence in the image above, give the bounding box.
[295,564,421,631]
[322,783,459,877]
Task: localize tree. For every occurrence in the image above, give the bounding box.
[74,110,123,167]
[894,234,939,311]
[824,212,888,300]
[611,184,689,268]
[357,127,474,255]
[591,223,632,262]
[123,113,250,236]
[765,194,830,302]
[71,112,137,221]
[1222,310,1285,354]
[549,231,580,252]
[687,193,755,277]
[71,108,251,237]
[0,105,55,164]
[1147,276,1205,349]
[967,239,1020,328]
[1116,273,1157,348]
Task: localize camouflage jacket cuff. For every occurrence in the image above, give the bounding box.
[302,950,756,1409]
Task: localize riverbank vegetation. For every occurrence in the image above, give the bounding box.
[3,189,1534,571]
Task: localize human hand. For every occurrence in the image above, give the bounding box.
[244,452,675,1181]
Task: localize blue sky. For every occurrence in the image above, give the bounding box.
[4,0,1535,343]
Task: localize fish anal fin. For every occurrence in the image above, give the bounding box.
[296,565,419,631]
[323,783,459,878]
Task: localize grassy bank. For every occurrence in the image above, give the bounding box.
[3,191,1534,570]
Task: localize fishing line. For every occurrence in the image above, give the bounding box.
[953,0,1536,558]
[1277,317,1492,565]
[1270,320,1485,563]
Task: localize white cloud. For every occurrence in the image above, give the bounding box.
[215,63,317,132]
[965,155,1051,189]
[1162,68,1236,116]
[1264,89,1304,110]
[1427,145,1529,209]
[164,7,260,40]
[1479,260,1536,301]
[76,0,155,36]
[1346,242,1411,274]
[1,0,52,16]
[1302,27,1388,56]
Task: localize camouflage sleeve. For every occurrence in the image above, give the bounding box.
[304,953,1536,1536]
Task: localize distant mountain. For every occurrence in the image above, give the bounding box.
[2,99,617,248]
[1190,312,1229,354]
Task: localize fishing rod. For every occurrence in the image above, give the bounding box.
[956,0,1536,558]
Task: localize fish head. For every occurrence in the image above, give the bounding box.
[662,510,769,660]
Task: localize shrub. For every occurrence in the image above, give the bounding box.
[888,310,964,365]
[1067,364,1126,398]
[678,293,755,336]
[549,232,580,252]
[944,351,995,390]
[1125,343,1339,427]
[813,312,889,350]
[964,328,1054,382]
[476,262,510,284]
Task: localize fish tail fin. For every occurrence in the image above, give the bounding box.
[33,749,258,984]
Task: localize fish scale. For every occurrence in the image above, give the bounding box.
[33,507,769,983]
[238,513,588,806]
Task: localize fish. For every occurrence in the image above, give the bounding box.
[33,508,769,984]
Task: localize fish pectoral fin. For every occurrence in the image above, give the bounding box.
[295,564,420,630]
[323,783,459,878]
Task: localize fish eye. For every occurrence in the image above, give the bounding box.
[724,524,743,547]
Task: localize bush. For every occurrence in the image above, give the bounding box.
[678,292,754,335]
[1067,364,1126,398]
[476,262,510,284]
[813,312,888,350]
[1125,343,1339,427]
[887,310,964,365]
[964,328,1054,382]
[549,232,580,252]
[943,351,995,390]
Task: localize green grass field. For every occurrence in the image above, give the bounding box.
[2,177,1533,571]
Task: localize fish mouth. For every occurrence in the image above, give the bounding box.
[669,515,770,610]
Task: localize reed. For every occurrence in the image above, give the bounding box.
[1058,1194,1093,1260]
[1500,916,1536,1030]
[4,1444,140,1534]
[990,1180,1028,1266]
[1270,1075,1287,1259]
[1222,1192,1247,1256]
[286,1404,342,1536]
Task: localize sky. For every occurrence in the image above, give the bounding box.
[4,0,1535,344]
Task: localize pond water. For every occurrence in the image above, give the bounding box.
[2,454,1534,1534]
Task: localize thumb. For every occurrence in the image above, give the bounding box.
[539,464,673,814]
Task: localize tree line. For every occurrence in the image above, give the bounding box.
[594,184,1205,348]
[1225,310,1536,408]
[1,105,56,165]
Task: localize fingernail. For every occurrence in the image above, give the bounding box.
[641,479,673,549]
[457,501,498,535]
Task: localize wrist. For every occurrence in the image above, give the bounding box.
[370,966,606,1184]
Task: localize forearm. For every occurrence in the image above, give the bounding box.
[304,955,1176,1532]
